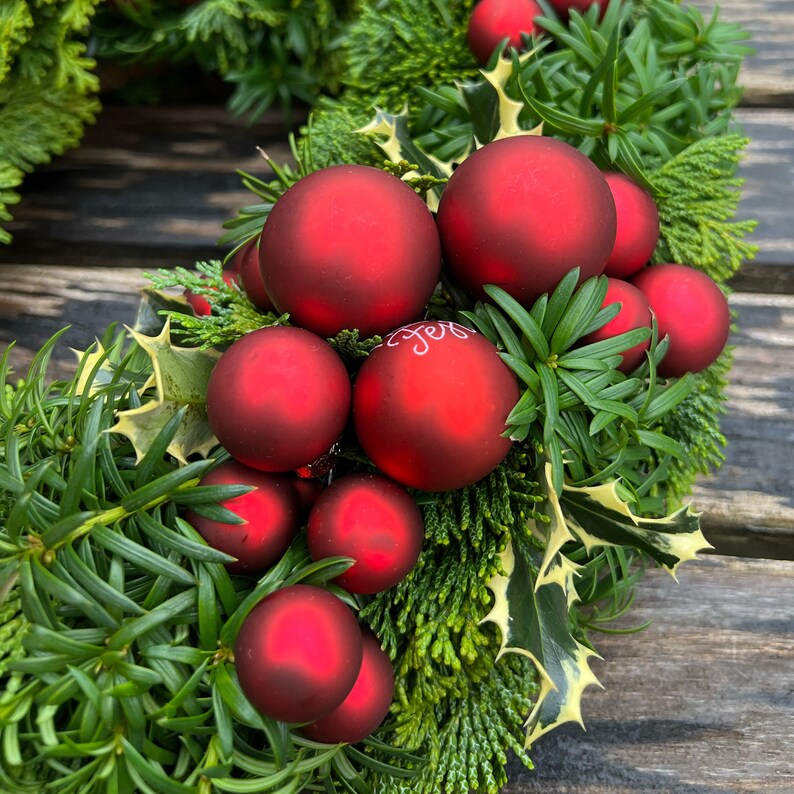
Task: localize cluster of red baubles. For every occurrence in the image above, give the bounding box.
[187,129,731,744]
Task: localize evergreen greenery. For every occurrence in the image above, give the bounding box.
[0,0,101,243]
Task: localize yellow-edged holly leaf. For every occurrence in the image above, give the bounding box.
[482,539,601,749]
[71,342,115,397]
[109,318,219,464]
[480,52,544,142]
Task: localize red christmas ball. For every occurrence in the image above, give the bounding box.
[547,0,611,19]
[206,326,351,472]
[234,240,275,312]
[302,630,394,744]
[630,264,731,378]
[290,475,325,522]
[436,136,616,307]
[353,321,518,491]
[602,172,660,279]
[184,271,238,317]
[467,0,543,65]
[185,460,298,575]
[260,165,442,338]
[307,473,424,594]
[581,278,652,373]
[235,585,363,724]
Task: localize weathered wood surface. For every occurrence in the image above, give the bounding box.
[505,554,794,793]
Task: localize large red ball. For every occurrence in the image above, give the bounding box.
[260,165,441,339]
[547,0,611,19]
[307,473,424,594]
[436,136,616,307]
[234,240,275,312]
[353,321,518,491]
[302,630,394,744]
[630,264,731,378]
[235,585,363,724]
[581,278,652,373]
[602,173,660,279]
[206,326,351,472]
[185,460,298,575]
[467,0,543,65]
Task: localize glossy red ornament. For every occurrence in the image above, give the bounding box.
[233,240,275,312]
[631,264,731,378]
[260,165,442,338]
[602,173,660,279]
[186,460,298,575]
[307,473,424,594]
[235,585,363,724]
[302,630,394,744]
[206,326,351,472]
[436,136,616,307]
[547,0,611,19]
[581,278,652,373]
[184,271,238,317]
[353,321,518,492]
[467,0,543,65]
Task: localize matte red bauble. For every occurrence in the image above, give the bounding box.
[547,0,611,19]
[467,0,543,65]
[602,173,660,279]
[307,473,424,594]
[185,460,298,575]
[184,271,238,317]
[234,585,363,724]
[353,321,518,492]
[260,165,441,338]
[290,475,325,522]
[436,136,616,307]
[302,630,394,744]
[234,240,275,312]
[206,326,351,472]
[581,278,652,373]
[631,264,731,378]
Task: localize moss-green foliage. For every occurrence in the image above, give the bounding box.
[0,0,101,243]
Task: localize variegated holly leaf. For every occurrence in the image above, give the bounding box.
[109,318,220,464]
[482,539,601,749]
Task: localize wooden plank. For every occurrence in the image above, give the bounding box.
[1,266,792,553]
[505,554,794,793]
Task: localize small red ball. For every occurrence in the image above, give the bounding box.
[467,0,543,65]
[206,326,351,472]
[581,278,652,373]
[184,271,238,316]
[630,264,731,378]
[234,240,275,312]
[260,165,442,338]
[353,321,518,491]
[302,630,394,744]
[547,0,611,19]
[436,136,616,307]
[307,473,424,594]
[235,585,363,724]
[185,460,298,575]
[290,475,325,522]
[602,173,660,279]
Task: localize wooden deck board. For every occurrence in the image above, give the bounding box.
[505,554,794,793]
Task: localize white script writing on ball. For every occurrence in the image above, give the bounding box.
[385,322,476,356]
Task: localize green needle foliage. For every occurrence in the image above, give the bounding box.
[0,0,101,243]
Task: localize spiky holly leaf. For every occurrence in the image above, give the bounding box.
[109,318,219,464]
[482,538,601,749]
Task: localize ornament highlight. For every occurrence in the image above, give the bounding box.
[436,136,617,306]
[260,164,442,338]
[307,473,424,594]
[185,460,298,575]
[467,0,543,65]
[302,630,395,744]
[631,263,731,377]
[234,584,363,724]
[353,321,518,491]
[206,326,351,471]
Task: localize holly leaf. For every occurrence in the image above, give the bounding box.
[110,318,220,464]
[482,539,601,749]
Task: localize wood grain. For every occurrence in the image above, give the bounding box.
[504,555,794,793]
